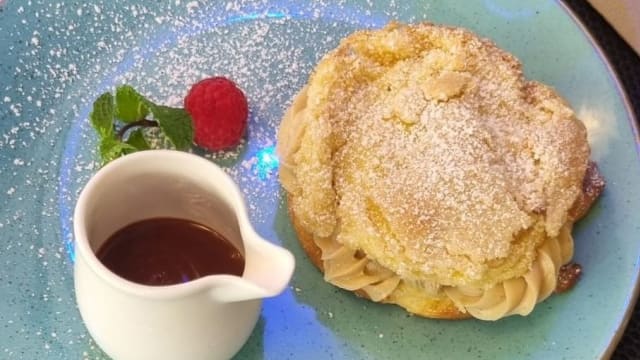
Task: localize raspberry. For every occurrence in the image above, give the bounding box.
[184,77,248,151]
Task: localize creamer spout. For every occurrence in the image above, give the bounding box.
[208,230,295,303]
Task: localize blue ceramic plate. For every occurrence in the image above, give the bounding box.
[1,1,638,359]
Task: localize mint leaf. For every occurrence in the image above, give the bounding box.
[125,129,150,152]
[99,136,136,163]
[90,92,114,138]
[115,85,149,123]
[147,104,193,150]
[90,85,195,165]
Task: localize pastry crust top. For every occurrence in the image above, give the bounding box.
[278,22,590,290]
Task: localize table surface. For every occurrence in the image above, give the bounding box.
[562,1,640,359]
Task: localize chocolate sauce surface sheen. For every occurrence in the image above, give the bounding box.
[96,217,244,286]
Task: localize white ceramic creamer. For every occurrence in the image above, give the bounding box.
[73,150,295,360]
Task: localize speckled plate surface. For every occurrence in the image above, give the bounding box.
[1,0,639,359]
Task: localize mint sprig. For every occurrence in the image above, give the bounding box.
[90,93,115,138]
[125,128,150,151]
[89,85,194,164]
[115,85,149,123]
[146,104,193,150]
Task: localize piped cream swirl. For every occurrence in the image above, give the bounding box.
[311,221,574,320]
[444,224,573,320]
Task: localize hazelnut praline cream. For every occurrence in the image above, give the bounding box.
[277,22,604,320]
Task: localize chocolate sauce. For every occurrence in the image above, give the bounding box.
[96,217,244,286]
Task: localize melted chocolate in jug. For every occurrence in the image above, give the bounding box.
[96,217,244,286]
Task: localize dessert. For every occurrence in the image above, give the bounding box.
[277,22,604,320]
